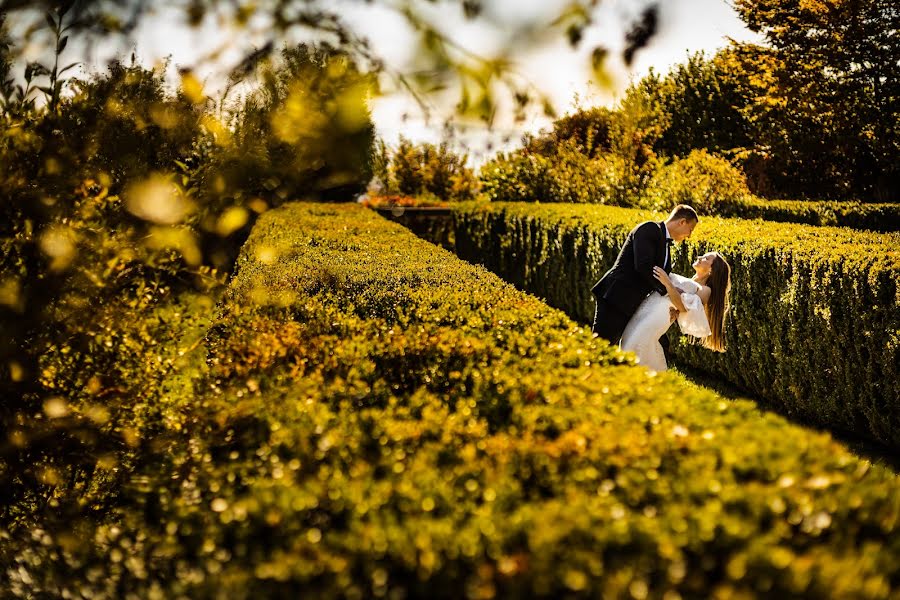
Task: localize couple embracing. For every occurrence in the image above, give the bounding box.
[591,205,732,372]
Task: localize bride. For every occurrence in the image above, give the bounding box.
[620,252,732,372]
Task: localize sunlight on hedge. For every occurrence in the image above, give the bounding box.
[445,201,900,448]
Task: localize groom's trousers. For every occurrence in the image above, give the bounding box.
[592,298,629,345]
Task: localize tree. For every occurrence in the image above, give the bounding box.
[374,136,478,201]
[636,51,755,159]
[734,0,900,201]
[523,106,616,159]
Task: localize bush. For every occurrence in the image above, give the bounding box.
[371,137,478,202]
[639,150,752,214]
[0,39,377,578]
[216,44,376,204]
[522,106,615,159]
[716,197,900,233]
[479,142,632,206]
[10,202,900,598]
[445,201,900,449]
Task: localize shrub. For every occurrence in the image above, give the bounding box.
[218,43,376,204]
[716,197,900,233]
[478,150,553,202]
[371,137,478,202]
[639,150,752,214]
[445,201,900,449]
[0,39,376,579]
[479,142,633,206]
[522,106,615,158]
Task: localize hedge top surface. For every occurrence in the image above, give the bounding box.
[457,201,900,268]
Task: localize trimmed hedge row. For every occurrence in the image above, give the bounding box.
[716,198,900,233]
[447,201,900,450]
[11,202,900,598]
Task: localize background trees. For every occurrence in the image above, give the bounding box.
[370,137,478,203]
[508,0,899,203]
[734,0,900,201]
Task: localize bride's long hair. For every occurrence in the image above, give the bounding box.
[701,253,731,352]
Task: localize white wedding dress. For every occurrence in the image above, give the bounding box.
[620,273,712,372]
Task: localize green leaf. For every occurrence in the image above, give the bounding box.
[45,12,57,31]
[57,36,69,54]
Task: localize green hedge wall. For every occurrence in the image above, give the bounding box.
[717,198,900,233]
[447,202,900,449]
[10,202,900,598]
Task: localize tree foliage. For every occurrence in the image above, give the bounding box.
[735,0,900,200]
[635,51,755,160]
[370,136,478,202]
[529,1,899,201]
[1,0,662,125]
[625,1,900,201]
[216,43,376,204]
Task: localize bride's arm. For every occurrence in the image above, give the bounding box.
[653,267,687,313]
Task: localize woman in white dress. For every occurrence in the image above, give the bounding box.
[620,252,732,371]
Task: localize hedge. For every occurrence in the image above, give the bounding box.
[9,202,900,598]
[446,202,900,450]
[717,198,900,233]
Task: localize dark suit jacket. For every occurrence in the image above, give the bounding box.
[591,221,671,318]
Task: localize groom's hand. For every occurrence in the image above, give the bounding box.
[669,307,680,323]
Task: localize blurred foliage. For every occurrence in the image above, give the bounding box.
[219,44,375,204]
[448,201,900,448]
[1,0,662,126]
[0,3,376,570]
[369,136,478,203]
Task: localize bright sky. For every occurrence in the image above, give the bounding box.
[60,0,760,163]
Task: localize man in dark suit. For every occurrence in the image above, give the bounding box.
[591,205,699,360]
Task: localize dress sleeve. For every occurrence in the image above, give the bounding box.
[675,292,712,338]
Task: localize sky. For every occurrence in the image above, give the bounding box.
[44,0,761,163]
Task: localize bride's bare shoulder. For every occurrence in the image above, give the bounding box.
[697,285,712,304]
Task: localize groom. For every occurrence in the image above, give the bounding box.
[591,204,699,360]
